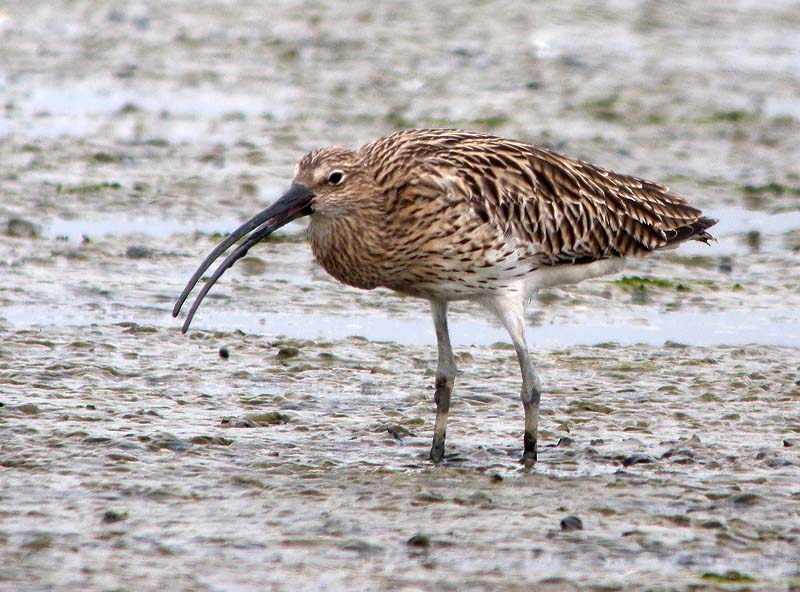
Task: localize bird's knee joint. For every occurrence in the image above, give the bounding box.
[435,372,454,391]
[521,385,541,405]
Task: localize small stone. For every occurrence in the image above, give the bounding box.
[16,403,40,415]
[146,434,191,452]
[102,509,128,524]
[107,453,139,462]
[490,473,504,484]
[21,534,52,551]
[386,425,416,439]
[125,245,153,259]
[622,454,656,467]
[745,230,761,250]
[219,347,230,360]
[560,516,583,531]
[685,434,703,446]
[5,218,41,238]
[407,533,431,547]
[276,346,300,360]
[766,458,793,468]
[661,447,695,459]
[729,492,760,506]
[360,382,379,396]
[340,540,384,556]
[556,436,574,447]
[188,435,234,446]
[222,412,290,427]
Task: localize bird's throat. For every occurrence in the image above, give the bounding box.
[308,214,388,291]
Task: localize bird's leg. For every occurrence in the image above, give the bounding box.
[430,299,456,463]
[486,296,541,467]
[515,341,541,467]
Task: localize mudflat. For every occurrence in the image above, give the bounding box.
[1,2,799,591]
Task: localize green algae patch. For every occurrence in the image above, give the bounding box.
[581,95,622,121]
[696,110,757,124]
[610,276,679,290]
[701,570,756,583]
[739,182,800,197]
[60,182,123,194]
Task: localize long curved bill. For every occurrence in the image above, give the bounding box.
[172,183,315,333]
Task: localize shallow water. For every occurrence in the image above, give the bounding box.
[2,2,800,591]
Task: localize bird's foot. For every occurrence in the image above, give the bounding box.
[429,437,445,464]
[520,433,537,468]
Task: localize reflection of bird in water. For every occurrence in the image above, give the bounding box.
[174,128,717,466]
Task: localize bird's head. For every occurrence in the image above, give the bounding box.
[172,145,372,333]
[291,146,371,218]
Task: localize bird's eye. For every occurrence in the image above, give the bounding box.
[327,171,345,185]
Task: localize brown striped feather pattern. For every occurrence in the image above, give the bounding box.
[293,129,715,299]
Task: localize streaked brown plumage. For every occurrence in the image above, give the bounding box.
[174,128,717,466]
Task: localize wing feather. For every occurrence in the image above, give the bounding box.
[362,129,717,267]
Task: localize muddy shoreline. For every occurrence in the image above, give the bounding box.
[2,1,800,591]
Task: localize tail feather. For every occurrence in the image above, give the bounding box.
[664,216,717,247]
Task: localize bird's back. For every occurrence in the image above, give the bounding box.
[351,129,715,298]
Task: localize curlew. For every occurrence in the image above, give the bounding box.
[173,129,716,466]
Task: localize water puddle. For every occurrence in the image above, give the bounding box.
[3,303,798,347]
[674,205,800,256]
[706,205,800,235]
[44,213,302,241]
[168,307,800,348]
[12,203,800,349]
[46,217,241,241]
[2,80,299,140]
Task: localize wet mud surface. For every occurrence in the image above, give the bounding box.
[2,2,800,591]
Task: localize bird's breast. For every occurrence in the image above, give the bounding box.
[308,215,390,291]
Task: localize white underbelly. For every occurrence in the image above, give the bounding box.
[390,258,626,302]
[522,258,626,293]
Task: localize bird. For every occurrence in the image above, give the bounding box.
[173,128,717,467]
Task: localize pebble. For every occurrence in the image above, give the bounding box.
[622,454,656,466]
[15,403,40,415]
[126,245,153,259]
[221,412,290,427]
[188,436,234,446]
[729,492,760,506]
[385,425,416,440]
[218,346,230,359]
[4,218,41,238]
[146,434,192,452]
[560,516,583,531]
[661,448,695,459]
[276,346,300,360]
[340,540,384,556]
[102,509,128,524]
[407,533,431,547]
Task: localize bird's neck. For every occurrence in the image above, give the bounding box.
[308,211,388,291]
